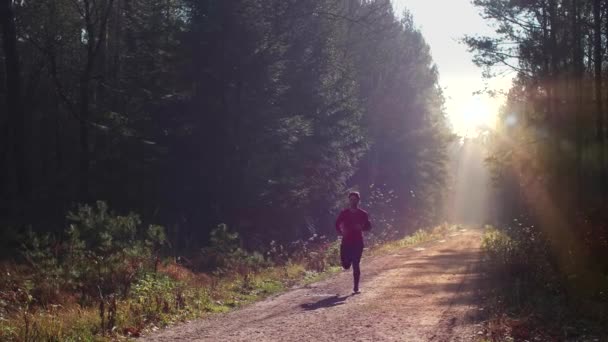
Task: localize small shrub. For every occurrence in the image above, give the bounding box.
[64,201,167,301]
[158,260,196,283]
[199,224,241,271]
[483,221,552,284]
[324,240,341,267]
[200,225,271,285]
[10,201,167,336]
[266,240,287,265]
[130,273,179,323]
[482,227,519,273]
[19,230,63,307]
[305,251,326,272]
[481,222,608,340]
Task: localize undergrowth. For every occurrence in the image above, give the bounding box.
[0,202,453,341]
[480,224,608,341]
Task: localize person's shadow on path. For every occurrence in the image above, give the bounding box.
[300,295,351,311]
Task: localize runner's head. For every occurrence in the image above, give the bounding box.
[348,191,360,208]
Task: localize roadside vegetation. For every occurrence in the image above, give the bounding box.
[480,225,608,341]
[0,202,453,341]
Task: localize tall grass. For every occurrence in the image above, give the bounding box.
[0,260,331,341]
[371,222,458,254]
[0,220,453,341]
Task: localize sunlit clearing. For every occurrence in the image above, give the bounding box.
[444,139,493,225]
[449,96,497,138]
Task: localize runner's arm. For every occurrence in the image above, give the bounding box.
[335,211,345,235]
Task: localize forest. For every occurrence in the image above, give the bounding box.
[0,0,450,252]
[2,0,608,340]
[468,0,608,293]
[465,0,608,338]
[0,1,454,339]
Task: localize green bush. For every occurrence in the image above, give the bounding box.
[200,224,270,281]
[130,273,179,323]
[482,227,518,271]
[15,202,167,328]
[324,240,341,267]
[19,230,63,307]
[64,202,166,301]
[483,221,553,282]
[295,235,341,272]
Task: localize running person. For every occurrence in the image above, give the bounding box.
[335,191,371,294]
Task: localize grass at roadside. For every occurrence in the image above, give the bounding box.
[0,262,340,341]
[0,224,457,341]
[370,222,459,255]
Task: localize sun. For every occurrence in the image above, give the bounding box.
[449,96,498,137]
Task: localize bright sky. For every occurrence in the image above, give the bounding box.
[392,0,514,137]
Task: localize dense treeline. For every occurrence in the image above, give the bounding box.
[468,0,608,303]
[0,0,451,253]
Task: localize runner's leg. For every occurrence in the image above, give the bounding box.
[352,244,363,292]
[340,243,352,270]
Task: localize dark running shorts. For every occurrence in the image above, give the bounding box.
[340,242,364,269]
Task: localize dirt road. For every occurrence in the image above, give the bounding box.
[145,228,486,342]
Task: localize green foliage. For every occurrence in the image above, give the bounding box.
[481,225,608,339]
[482,222,558,290]
[348,4,452,229]
[324,240,341,267]
[13,201,167,313]
[147,225,168,251]
[467,1,608,334]
[482,225,550,309]
[290,236,341,273]
[1,202,171,339]
[130,273,178,322]
[373,224,456,254]
[0,218,442,341]
[482,228,514,264]
[200,225,271,282]
[205,224,240,257]
[67,201,140,255]
[17,230,64,307]
[483,225,529,279]
[1,0,450,253]
[64,202,166,300]
[2,0,454,334]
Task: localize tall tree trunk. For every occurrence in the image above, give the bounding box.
[548,0,563,204]
[594,0,606,198]
[0,0,30,200]
[78,0,114,201]
[573,0,584,206]
[78,75,91,201]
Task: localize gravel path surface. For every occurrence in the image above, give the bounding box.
[144,229,486,342]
